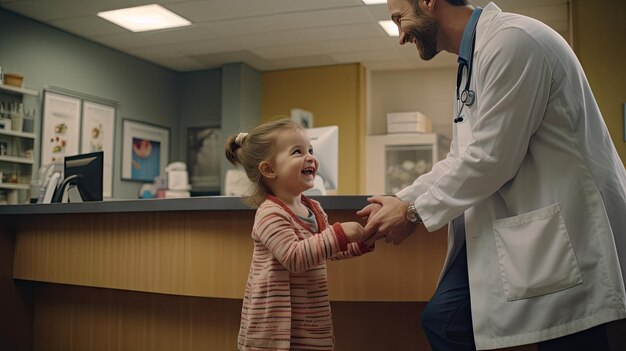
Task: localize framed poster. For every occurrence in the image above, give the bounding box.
[187,126,220,191]
[41,91,81,164]
[81,101,115,197]
[121,119,169,182]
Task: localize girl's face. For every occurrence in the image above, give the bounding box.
[271,128,319,196]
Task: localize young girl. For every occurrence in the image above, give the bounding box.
[225,118,373,351]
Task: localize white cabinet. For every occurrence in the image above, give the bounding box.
[0,84,38,204]
[365,133,450,195]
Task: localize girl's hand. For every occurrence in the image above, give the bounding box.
[341,222,366,243]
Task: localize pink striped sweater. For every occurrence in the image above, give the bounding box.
[237,195,373,351]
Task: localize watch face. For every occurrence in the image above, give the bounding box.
[407,202,420,223]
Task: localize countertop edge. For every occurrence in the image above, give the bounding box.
[0,195,371,215]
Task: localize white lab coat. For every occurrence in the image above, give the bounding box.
[396,3,626,349]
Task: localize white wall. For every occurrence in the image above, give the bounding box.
[367,66,456,140]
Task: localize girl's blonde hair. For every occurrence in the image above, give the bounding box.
[225,117,305,207]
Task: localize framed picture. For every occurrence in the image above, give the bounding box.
[121,119,169,182]
[291,108,314,129]
[81,101,116,197]
[41,91,81,164]
[187,126,220,191]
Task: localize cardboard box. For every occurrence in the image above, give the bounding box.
[3,73,23,87]
[387,111,432,133]
[387,122,430,134]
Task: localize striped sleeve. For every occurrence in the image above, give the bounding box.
[253,203,347,273]
[315,200,375,260]
[331,241,375,260]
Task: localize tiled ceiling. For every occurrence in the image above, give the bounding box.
[0,0,570,72]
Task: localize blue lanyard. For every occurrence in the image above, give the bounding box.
[458,8,483,68]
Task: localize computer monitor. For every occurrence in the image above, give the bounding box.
[306,126,338,194]
[52,151,104,202]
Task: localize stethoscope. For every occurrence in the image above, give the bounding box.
[454,56,475,124]
[454,8,482,124]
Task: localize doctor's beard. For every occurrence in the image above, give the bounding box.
[407,14,439,60]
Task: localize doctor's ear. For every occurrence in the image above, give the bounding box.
[259,161,276,179]
[422,0,436,12]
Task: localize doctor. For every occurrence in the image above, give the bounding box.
[359,0,626,350]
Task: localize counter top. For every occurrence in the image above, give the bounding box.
[0,195,371,215]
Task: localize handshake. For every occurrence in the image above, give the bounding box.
[340,195,419,247]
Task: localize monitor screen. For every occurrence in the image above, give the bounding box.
[54,151,104,202]
[307,126,338,191]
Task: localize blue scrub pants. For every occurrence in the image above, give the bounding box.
[420,242,609,351]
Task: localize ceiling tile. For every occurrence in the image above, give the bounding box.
[250,37,395,60]
[189,50,272,70]
[164,38,246,57]
[0,0,570,72]
[50,16,128,37]
[230,23,383,49]
[259,55,339,71]
[198,6,374,37]
[168,0,364,22]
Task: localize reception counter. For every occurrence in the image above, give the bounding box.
[0,196,447,350]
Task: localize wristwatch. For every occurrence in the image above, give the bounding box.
[406,201,422,224]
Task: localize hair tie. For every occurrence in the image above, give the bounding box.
[235,132,248,145]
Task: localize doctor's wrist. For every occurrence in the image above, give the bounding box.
[406,201,422,225]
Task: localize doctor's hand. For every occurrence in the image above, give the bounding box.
[356,201,382,222]
[362,195,417,247]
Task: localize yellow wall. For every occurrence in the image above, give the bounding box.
[573,0,626,164]
[261,64,366,194]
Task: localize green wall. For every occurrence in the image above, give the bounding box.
[220,63,262,192]
[0,8,239,198]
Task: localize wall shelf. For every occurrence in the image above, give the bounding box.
[0,129,35,139]
[0,183,30,190]
[0,84,39,97]
[0,155,34,164]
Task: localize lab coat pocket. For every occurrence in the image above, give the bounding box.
[492,204,582,301]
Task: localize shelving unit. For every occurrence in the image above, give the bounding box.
[0,154,34,164]
[365,133,450,195]
[0,84,39,204]
[0,182,30,190]
[0,83,38,97]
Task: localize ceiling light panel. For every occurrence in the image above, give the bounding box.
[378,20,399,36]
[97,4,191,32]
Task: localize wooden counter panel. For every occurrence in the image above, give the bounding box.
[30,283,441,351]
[13,210,447,301]
[1,227,34,351]
[327,211,447,301]
[13,212,253,299]
[183,211,254,298]
[31,283,569,351]
[33,284,242,351]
